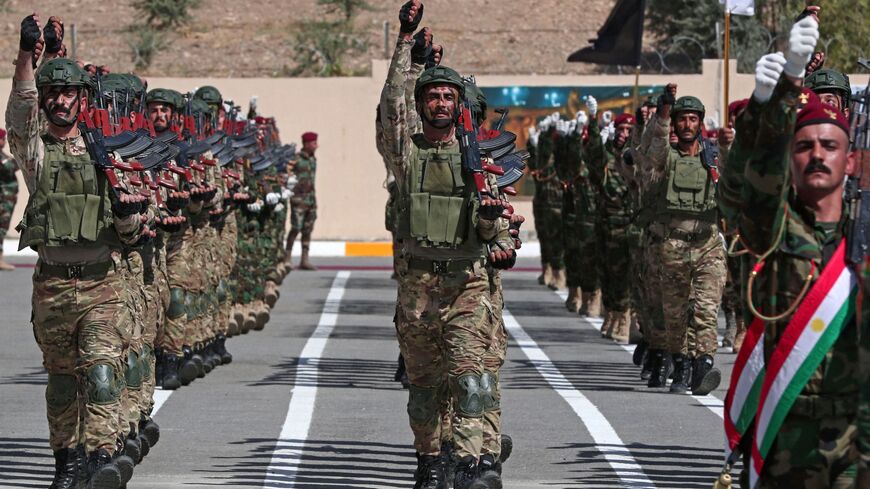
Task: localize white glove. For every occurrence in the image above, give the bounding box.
[557,120,569,136]
[551,111,561,123]
[281,188,292,200]
[586,96,598,117]
[575,110,588,130]
[274,203,285,213]
[528,126,540,147]
[601,110,613,125]
[247,202,262,213]
[265,192,281,206]
[286,175,298,190]
[783,16,819,78]
[600,122,615,143]
[568,120,577,134]
[753,51,787,103]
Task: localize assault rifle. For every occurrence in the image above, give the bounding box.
[456,99,505,203]
[846,57,870,267]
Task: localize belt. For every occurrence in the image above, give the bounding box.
[39,261,113,280]
[790,394,857,419]
[407,257,482,274]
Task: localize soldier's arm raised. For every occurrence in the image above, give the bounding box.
[7,13,45,194]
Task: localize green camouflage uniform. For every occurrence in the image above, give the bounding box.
[640,114,725,358]
[0,151,17,242]
[380,39,502,461]
[290,152,316,234]
[718,79,857,488]
[529,129,565,272]
[7,78,143,454]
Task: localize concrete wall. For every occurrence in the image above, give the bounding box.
[3,61,867,240]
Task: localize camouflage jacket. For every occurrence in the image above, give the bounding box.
[291,152,316,206]
[556,130,597,216]
[717,78,858,399]
[0,152,18,198]
[585,119,632,224]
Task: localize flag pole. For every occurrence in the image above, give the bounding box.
[633,65,641,111]
[723,8,731,125]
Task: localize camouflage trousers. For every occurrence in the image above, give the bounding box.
[598,221,631,312]
[0,192,13,240]
[657,231,726,356]
[121,252,147,438]
[532,178,565,270]
[563,197,600,290]
[741,415,856,488]
[215,215,238,335]
[481,270,507,459]
[141,250,169,419]
[396,262,494,459]
[290,199,317,234]
[162,232,196,355]
[32,254,132,453]
[641,235,667,350]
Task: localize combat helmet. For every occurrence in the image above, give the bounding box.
[194,86,223,106]
[414,65,465,98]
[805,68,851,107]
[36,58,93,89]
[671,96,706,120]
[146,88,181,109]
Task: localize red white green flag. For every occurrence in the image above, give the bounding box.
[749,240,857,488]
[723,315,765,458]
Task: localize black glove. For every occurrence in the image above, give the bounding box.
[157,218,183,234]
[167,194,189,212]
[43,18,63,54]
[411,29,432,65]
[491,249,517,270]
[425,45,441,69]
[20,15,41,52]
[658,89,675,110]
[399,1,423,33]
[112,193,144,218]
[478,201,505,221]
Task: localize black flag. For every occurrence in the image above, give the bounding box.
[567,0,645,66]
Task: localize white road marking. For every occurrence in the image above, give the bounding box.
[151,389,173,416]
[503,307,657,488]
[262,270,350,489]
[555,290,725,419]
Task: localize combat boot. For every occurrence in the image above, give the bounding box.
[565,287,581,313]
[551,267,566,290]
[49,448,80,489]
[161,354,182,390]
[254,302,270,330]
[538,263,551,286]
[198,344,213,375]
[205,339,223,369]
[124,433,142,464]
[690,355,721,396]
[243,306,257,333]
[611,311,630,345]
[499,433,512,463]
[215,333,233,365]
[453,456,488,489]
[227,315,239,337]
[632,340,647,366]
[628,313,643,344]
[733,319,746,354]
[154,348,164,385]
[233,307,247,334]
[135,430,150,462]
[413,453,446,489]
[139,416,160,448]
[179,346,199,385]
[264,281,279,308]
[646,350,671,388]
[84,448,121,489]
[0,250,14,271]
[394,354,409,388]
[599,311,614,338]
[440,441,455,482]
[112,449,134,486]
[669,354,692,394]
[298,246,317,271]
[478,454,503,489]
[580,289,602,318]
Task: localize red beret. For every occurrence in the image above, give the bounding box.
[796,101,849,135]
[613,113,635,127]
[728,99,749,117]
[301,132,318,143]
[254,116,266,124]
[0,128,6,138]
[797,88,820,110]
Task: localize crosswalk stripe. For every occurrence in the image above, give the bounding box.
[262,270,351,488]
[504,307,657,488]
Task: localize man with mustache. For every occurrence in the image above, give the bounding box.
[718,11,862,487]
[638,84,726,395]
[380,2,512,487]
[8,13,146,489]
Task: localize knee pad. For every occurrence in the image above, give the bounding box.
[453,374,484,418]
[85,364,122,405]
[45,373,77,409]
[480,371,500,412]
[125,350,142,390]
[407,385,439,423]
[168,288,186,320]
[139,345,153,381]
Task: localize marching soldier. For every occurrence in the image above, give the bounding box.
[286,131,319,270]
[0,128,18,271]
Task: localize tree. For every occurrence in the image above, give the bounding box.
[288,0,373,76]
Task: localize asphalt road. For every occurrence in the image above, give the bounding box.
[0,256,737,489]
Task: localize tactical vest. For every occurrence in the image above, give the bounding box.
[395,134,482,254]
[18,136,120,250]
[654,147,717,224]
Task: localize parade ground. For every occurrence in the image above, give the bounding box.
[0,255,737,489]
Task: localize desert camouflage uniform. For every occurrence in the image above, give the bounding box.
[718,79,857,488]
[7,78,142,454]
[290,152,316,234]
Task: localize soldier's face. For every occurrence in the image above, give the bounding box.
[148,102,173,132]
[792,124,856,198]
[42,86,82,127]
[674,112,700,144]
[615,123,632,148]
[303,140,318,155]
[420,85,458,129]
[817,92,843,111]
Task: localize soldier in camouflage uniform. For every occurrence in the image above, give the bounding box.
[9,24,145,486]
[719,16,859,486]
[286,132,318,270]
[0,128,18,271]
[586,108,634,343]
[527,119,566,290]
[380,3,513,487]
[638,85,725,395]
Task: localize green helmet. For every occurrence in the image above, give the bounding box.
[672,96,705,120]
[463,78,488,124]
[100,73,130,94]
[414,65,464,98]
[190,99,211,116]
[643,95,659,108]
[36,58,93,89]
[805,69,851,107]
[121,73,146,95]
[194,85,222,105]
[146,88,180,109]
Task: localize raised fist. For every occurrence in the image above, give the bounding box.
[753,52,786,103]
[43,16,64,54]
[586,96,598,117]
[411,27,433,64]
[783,16,819,78]
[399,1,423,34]
[20,13,42,52]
